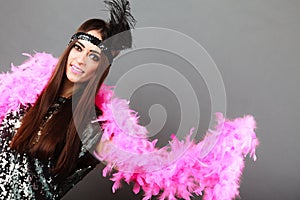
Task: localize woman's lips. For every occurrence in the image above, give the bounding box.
[70,65,84,74]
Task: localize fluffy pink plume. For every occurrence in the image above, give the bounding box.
[95,97,258,200]
[0,52,57,122]
[0,53,259,200]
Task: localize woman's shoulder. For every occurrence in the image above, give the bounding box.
[0,104,30,139]
[0,52,58,123]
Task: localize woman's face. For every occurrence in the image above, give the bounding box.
[65,30,102,83]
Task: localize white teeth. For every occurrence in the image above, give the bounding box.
[71,65,84,73]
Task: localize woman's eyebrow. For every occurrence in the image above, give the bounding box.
[77,41,85,48]
[77,41,101,55]
[90,49,101,55]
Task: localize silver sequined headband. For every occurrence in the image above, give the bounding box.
[69,32,113,64]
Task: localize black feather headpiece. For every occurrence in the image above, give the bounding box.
[69,0,136,63]
[104,0,136,51]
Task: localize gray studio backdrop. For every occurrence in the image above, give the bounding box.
[1,0,300,200]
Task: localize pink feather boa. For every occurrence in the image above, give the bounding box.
[0,52,259,200]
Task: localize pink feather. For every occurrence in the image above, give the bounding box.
[0,52,259,200]
[0,52,57,123]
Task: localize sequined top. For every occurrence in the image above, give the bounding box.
[0,97,102,200]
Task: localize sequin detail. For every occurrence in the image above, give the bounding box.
[0,98,101,199]
[69,32,113,64]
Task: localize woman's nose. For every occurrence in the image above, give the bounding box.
[76,51,87,65]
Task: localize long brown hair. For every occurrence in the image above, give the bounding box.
[10,19,112,178]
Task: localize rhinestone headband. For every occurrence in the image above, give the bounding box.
[69,32,113,64]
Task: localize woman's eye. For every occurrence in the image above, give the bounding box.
[73,44,82,52]
[89,54,100,62]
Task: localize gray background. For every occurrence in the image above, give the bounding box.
[1,0,300,199]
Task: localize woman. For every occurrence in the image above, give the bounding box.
[0,1,259,199]
[0,0,135,199]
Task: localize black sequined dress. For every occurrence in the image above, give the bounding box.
[0,97,102,200]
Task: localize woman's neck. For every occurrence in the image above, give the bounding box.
[59,78,76,98]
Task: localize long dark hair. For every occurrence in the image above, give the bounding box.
[10,19,111,177]
[11,0,136,179]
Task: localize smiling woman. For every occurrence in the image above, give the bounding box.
[0,0,260,199]
[0,0,135,199]
[66,30,102,84]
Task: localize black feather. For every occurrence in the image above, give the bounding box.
[104,0,136,50]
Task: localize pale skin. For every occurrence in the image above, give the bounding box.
[60,30,103,98]
[59,30,112,158]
